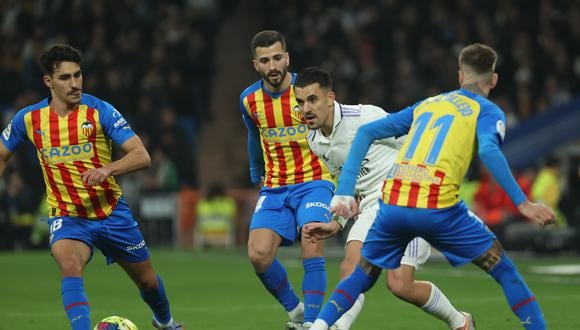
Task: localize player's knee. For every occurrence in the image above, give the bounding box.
[56,257,84,277]
[135,274,159,291]
[386,272,411,299]
[248,246,275,271]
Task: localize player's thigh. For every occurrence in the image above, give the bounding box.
[428,204,496,267]
[48,216,96,274]
[250,192,297,245]
[294,182,334,227]
[51,239,92,276]
[346,204,377,243]
[95,199,150,265]
[361,203,414,269]
[400,237,431,270]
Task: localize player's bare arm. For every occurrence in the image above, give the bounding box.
[0,142,14,177]
[81,135,151,186]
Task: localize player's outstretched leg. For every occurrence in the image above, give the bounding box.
[475,241,546,330]
[387,238,468,329]
[118,259,179,329]
[333,240,365,330]
[52,239,92,330]
[311,259,381,330]
[249,229,302,324]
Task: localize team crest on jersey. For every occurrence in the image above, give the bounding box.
[81,121,94,137]
[294,105,300,112]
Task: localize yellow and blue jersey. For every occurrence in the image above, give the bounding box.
[336,88,519,209]
[240,73,331,188]
[1,94,135,219]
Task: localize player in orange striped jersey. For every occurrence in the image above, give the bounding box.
[240,31,334,329]
[0,45,181,330]
[309,44,555,330]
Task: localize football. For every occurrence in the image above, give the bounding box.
[94,316,138,330]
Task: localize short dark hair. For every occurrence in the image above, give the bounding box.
[250,30,286,57]
[40,44,82,75]
[458,43,497,75]
[295,66,333,90]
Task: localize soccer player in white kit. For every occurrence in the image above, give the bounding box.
[295,67,473,330]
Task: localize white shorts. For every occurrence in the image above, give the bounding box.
[346,196,431,270]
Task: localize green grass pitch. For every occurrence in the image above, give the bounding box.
[0,249,578,329]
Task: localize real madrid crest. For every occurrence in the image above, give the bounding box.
[81,121,94,137]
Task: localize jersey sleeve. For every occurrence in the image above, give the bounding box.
[97,100,136,145]
[361,105,403,149]
[476,104,526,206]
[240,94,264,185]
[476,103,506,146]
[1,110,28,152]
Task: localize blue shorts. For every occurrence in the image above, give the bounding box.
[47,197,150,265]
[362,201,495,269]
[250,180,334,245]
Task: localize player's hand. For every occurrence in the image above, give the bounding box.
[517,200,556,228]
[330,195,358,219]
[81,167,112,187]
[303,221,341,242]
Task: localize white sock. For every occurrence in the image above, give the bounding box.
[333,294,365,329]
[310,319,329,330]
[288,301,304,322]
[420,283,465,329]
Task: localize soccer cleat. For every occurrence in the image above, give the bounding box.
[152,317,184,329]
[454,312,475,330]
[286,321,312,330]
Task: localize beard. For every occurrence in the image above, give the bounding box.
[261,66,288,88]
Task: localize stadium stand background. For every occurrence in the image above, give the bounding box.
[0,0,578,251]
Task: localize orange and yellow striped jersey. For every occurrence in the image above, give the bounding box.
[381,89,505,208]
[240,74,331,188]
[1,94,136,219]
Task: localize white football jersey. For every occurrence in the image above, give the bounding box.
[307,101,404,210]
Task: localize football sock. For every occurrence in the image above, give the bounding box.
[334,293,365,329]
[489,255,546,330]
[140,275,172,324]
[316,265,377,326]
[61,277,91,330]
[257,258,300,312]
[420,282,465,328]
[302,257,327,322]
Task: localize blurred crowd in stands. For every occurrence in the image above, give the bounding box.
[0,0,579,251]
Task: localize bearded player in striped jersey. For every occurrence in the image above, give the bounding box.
[0,45,181,330]
[296,67,471,330]
[240,31,335,329]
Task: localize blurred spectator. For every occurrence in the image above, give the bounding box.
[267,0,579,118]
[195,182,236,249]
[141,147,179,192]
[532,156,567,227]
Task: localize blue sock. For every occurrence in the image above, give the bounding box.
[302,257,327,322]
[140,275,172,324]
[489,255,546,330]
[317,265,377,326]
[61,277,91,330]
[257,258,300,312]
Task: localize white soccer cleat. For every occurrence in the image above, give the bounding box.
[454,312,475,330]
[152,317,184,329]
